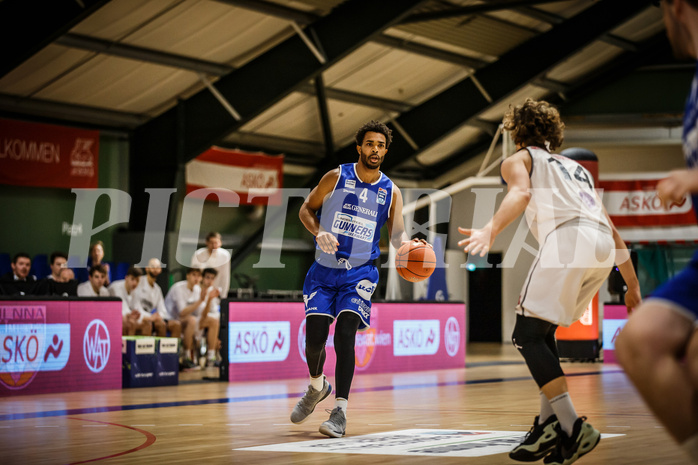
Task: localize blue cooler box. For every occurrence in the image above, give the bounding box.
[122,337,179,388]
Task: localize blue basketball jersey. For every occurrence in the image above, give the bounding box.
[316,163,394,267]
[683,61,698,220]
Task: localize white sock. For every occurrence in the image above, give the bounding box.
[207,349,215,360]
[539,391,554,422]
[680,433,698,464]
[549,392,578,436]
[310,374,325,391]
[335,397,348,415]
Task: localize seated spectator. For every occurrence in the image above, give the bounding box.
[77,265,109,297]
[1,253,36,282]
[88,241,111,285]
[134,258,181,339]
[200,268,222,365]
[108,266,147,336]
[48,252,68,280]
[0,253,37,296]
[58,268,75,283]
[164,267,206,370]
[34,266,78,297]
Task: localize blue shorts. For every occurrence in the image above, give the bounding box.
[648,250,698,321]
[302,260,379,331]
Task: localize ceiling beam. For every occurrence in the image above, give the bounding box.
[222,131,326,157]
[512,6,642,51]
[370,0,655,174]
[129,0,426,231]
[15,30,410,129]
[0,93,146,129]
[372,34,488,69]
[213,0,319,25]
[419,31,673,182]
[401,0,573,24]
[55,33,234,76]
[0,0,111,79]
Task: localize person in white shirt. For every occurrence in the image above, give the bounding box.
[165,267,205,369]
[77,265,109,297]
[191,231,231,298]
[134,258,181,338]
[108,266,145,336]
[199,268,221,365]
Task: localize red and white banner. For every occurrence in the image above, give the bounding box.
[186,147,283,205]
[599,177,697,228]
[0,118,100,189]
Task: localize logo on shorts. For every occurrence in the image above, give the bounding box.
[303,291,317,307]
[355,280,376,300]
[350,297,371,319]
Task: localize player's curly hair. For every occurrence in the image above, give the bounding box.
[503,99,565,151]
[355,120,393,149]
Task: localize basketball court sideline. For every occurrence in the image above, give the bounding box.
[0,343,687,464]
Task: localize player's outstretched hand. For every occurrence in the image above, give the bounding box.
[316,230,339,254]
[657,169,698,210]
[457,226,493,257]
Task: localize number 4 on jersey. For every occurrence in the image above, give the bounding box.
[359,188,368,203]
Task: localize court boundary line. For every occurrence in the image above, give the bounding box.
[0,369,624,422]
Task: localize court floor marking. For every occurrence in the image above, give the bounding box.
[0,369,625,422]
[65,417,157,465]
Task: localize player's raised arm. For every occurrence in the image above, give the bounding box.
[299,168,340,254]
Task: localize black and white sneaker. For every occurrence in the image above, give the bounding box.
[510,415,559,462]
[544,417,600,465]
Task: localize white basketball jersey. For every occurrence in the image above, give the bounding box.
[524,146,610,242]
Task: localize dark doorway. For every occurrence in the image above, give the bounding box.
[467,253,502,343]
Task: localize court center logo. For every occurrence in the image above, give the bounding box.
[83,319,110,373]
[444,317,460,357]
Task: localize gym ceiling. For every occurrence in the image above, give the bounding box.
[0,0,688,193]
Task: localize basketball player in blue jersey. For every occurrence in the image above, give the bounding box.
[290,120,426,438]
[458,99,641,465]
[616,1,698,463]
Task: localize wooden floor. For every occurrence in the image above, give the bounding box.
[0,343,689,465]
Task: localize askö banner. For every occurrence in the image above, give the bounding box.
[223,301,466,382]
[0,118,100,189]
[186,146,284,205]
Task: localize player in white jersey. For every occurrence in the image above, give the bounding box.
[458,99,641,465]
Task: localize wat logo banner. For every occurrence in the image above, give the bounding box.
[0,118,100,189]
[0,301,121,396]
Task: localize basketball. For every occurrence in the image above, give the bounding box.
[395,241,436,282]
